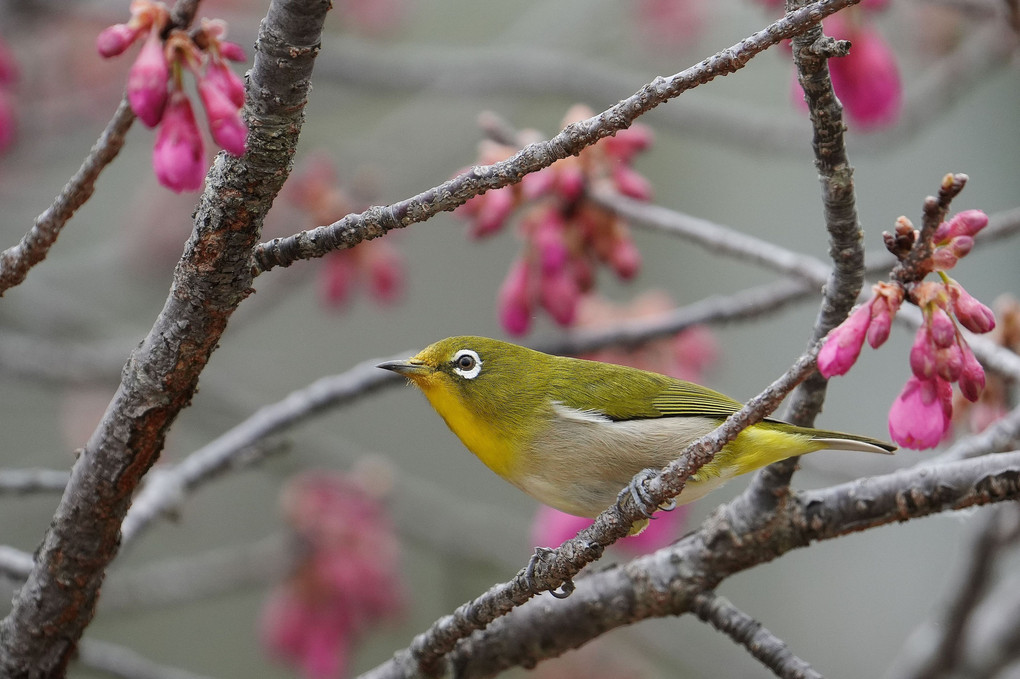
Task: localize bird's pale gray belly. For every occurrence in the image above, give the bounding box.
[515,405,724,518]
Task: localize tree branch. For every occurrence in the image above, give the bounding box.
[250,0,863,275]
[690,590,824,679]
[0,0,331,675]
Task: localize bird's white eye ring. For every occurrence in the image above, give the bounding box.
[452,349,482,379]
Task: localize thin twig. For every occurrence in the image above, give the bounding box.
[250,0,863,275]
[691,590,824,679]
[0,100,134,295]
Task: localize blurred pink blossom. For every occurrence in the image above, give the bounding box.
[261,472,403,679]
[531,503,689,558]
[824,14,901,129]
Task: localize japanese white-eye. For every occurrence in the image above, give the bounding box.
[379,336,894,524]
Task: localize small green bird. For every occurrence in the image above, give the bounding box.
[379,336,894,523]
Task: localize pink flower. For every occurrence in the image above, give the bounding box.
[127,28,169,127]
[320,252,358,306]
[204,59,246,109]
[198,72,247,155]
[934,209,988,242]
[825,16,901,129]
[888,376,951,449]
[97,23,143,57]
[612,164,653,201]
[498,259,533,335]
[958,343,985,402]
[949,282,996,334]
[261,472,403,679]
[540,267,582,327]
[909,325,936,380]
[818,302,872,377]
[153,91,206,192]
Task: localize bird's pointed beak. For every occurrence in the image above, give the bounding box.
[377,358,432,376]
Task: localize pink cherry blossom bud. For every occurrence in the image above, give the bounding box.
[532,211,569,273]
[320,252,357,306]
[152,90,206,192]
[817,303,872,377]
[909,326,936,380]
[97,23,142,57]
[612,164,653,201]
[128,28,169,127]
[948,235,974,258]
[958,343,985,402]
[540,268,581,327]
[929,307,956,348]
[861,0,891,8]
[498,259,532,336]
[935,344,963,382]
[368,248,404,303]
[198,75,247,156]
[608,235,641,280]
[470,187,515,238]
[218,40,246,62]
[867,297,892,348]
[826,17,901,129]
[888,376,951,450]
[931,247,958,271]
[205,60,246,108]
[943,209,988,240]
[949,283,996,334]
[603,125,653,163]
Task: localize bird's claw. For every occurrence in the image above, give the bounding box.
[622,468,673,518]
[525,546,575,599]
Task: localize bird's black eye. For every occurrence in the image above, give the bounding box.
[451,349,483,379]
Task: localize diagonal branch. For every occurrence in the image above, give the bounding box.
[250,0,863,275]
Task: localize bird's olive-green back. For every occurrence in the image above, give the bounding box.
[429,336,745,422]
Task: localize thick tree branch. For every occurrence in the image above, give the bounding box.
[360,451,1020,679]
[250,0,862,275]
[0,1,330,675]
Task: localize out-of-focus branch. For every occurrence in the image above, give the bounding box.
[0,468,70,494]
[690,591,824,679]
[0,332,128,384]
[0,0,331,675]
[361,451,1020,679]
[250,0,863,275]
[75,638,217,679]
[885,504,1020,679]
[120,356,397,545]
[312,11,1015,157]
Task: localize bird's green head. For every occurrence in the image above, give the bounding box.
[377,336,545,409]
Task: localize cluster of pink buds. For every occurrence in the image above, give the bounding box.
[98,2,247,192]
[0,36,17,152]
[456,104,653,335]
[285,155,405,309]
[818,208,996,449]
[261,472,404,679]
